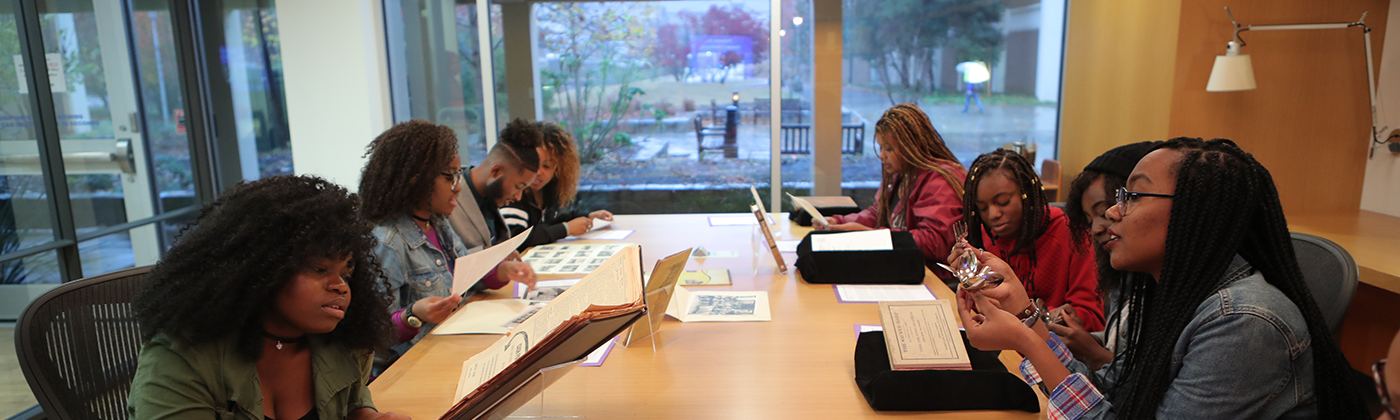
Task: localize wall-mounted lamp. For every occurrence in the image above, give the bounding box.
[1207,7,1388,157]
[732,91,740,106]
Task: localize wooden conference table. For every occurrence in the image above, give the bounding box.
[369,213,1048,419]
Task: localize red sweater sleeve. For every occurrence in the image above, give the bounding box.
[1041,209,1105,332]
[830,196,880,227]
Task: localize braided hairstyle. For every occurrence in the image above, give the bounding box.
[961,149,1049,254]
[531,122,580,208]
[1112,138,1366,418]
[134,175,393,361]
[1065,169,1129,299]
[358,120,459,224]
[872,104,965,228]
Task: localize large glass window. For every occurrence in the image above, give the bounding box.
[201,0,291,183]
[841,0,1065,193]
[386,0,1064,213]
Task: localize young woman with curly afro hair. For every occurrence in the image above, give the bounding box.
[128,175,408,420]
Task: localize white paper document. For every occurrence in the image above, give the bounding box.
[811,229,893,252]
[578,229,633,240]
[589,219,612,231]
[787,193,828,228]
[451,227,534,296]
[432,299,535,335]
[665,287,771,322]
[775,239,800,253]
[708,215,775,226]
[522,243,634,275]
[834,284,936,303]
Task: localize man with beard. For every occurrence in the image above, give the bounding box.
[448,118,543,292]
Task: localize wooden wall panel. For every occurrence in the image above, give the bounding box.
[1168,0,1388,214]
[1058,0,1182,186]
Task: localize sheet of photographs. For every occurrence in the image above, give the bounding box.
[521,243,634,275]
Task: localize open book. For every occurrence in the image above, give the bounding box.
[441,245,647,419]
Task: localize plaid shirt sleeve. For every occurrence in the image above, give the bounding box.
[1018,332,1076,385]
[1015,333,1105,420]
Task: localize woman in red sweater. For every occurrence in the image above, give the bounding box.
[819,104,967,276]
[956,149,1104,331]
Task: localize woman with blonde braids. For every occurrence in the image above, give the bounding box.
[819,104,968,275]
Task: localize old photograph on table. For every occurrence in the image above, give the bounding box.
[664,287,771,322]
[523,243,634,274]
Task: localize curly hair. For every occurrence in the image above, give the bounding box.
[133,175,394,361]
[358,120,459,224]
[531,122,580,207]
[873,104,965,228]
[493,118,542,172]
[1112,138,1366,418]
[961,149,1049,254]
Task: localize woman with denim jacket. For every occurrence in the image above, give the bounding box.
[954,138,1367,419]
[359,121,536,358]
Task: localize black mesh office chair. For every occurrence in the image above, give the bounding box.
[1290,232,1357,333]
[14,266,153,420]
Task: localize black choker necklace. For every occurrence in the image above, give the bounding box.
[411,214,431,222]
[262,330,307,350]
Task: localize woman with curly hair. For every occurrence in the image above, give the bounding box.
[957,138,1367,419]
[128,175,408,420]
[955,149,1103,332]
[817,104,967,273]
[1052,141,1160,370]
[501,122,613,251]
[359,120,535,356]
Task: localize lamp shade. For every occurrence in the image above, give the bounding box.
[1207,54,1256,92]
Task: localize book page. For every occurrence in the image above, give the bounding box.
[522,243,634,275]
[879,300,970,370]
[811,229,893,252]
[787,192,828,228]
[454,245,643,396]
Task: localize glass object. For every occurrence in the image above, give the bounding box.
[203,0,292,181]
[385,0,502,168]
[79,229,135,276]
[0,0,58,252]
[532,1,774,214]
[841,0,1066,196]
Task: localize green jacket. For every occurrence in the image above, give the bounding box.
[128,332,377,419]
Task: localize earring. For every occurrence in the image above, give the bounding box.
[1021,193,1027,199]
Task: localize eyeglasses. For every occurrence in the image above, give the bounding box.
[441,171,462,189]
[1378,359,1398,417]
[1114,187,1174,215]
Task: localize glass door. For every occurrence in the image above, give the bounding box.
[0,0,198,320]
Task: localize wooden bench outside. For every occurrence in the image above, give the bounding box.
[778,122,866,155]
[695,115,728,157]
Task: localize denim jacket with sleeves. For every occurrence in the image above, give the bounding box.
[1026,256,1317,419]
[372,214,470,350]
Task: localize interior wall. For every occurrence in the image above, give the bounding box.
[280,0,394,191]
[1168,0,1388,215]
[1361,0,1400,218]
[1058,0,1182,185]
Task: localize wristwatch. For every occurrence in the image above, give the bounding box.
[1017,299,1047,328]
[404,305,423,328]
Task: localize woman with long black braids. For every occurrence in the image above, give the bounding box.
[128,175,408,419]
[955,138,1366,418]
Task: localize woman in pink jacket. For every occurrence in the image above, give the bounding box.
[819,104,967,277]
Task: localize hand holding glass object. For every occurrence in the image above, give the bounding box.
[938,221,1006,293]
